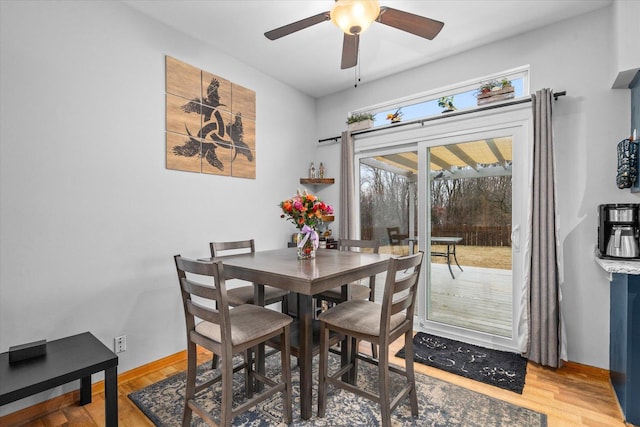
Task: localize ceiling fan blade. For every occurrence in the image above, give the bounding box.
[341,33,359,69]
[264,11,331,40]
[377,6,444,40]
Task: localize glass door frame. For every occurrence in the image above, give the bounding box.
[352,103,531,352]
[353,143,418,242]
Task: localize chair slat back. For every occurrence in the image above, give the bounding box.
[187,299,222,324]
[180,277,217,300]
[174,255,231,346]
[380,252,424,333]
[210,239,255,257]
[387,227,402,245]
[338,238,380,253]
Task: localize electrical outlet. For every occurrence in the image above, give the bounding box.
[114,335,126,353]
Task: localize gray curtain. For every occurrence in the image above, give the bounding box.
[527,89,561,367]
[339,131,357,239]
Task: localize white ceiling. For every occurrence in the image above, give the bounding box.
[122,0,612,98]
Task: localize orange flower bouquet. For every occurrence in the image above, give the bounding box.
[280,190,333,259]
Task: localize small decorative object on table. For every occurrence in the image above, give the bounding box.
[8,339,47,364]
[280,190,334,259]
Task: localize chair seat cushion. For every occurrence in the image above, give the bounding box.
[226,285,289,306]
[196,304,292,346]
[318,299,406,337]
[317,283,370,301]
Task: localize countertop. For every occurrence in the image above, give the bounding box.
[595,253,640,275]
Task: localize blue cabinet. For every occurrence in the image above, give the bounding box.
[610,273,640,425]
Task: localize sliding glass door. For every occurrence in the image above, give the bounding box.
[416,115,528,351]
[359,150,417,256]
[425,137,513,337]
[354,106,530,351]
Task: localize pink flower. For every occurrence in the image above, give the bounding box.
[279,190,333,230]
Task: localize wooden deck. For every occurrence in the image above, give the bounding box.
[428,263,512,337]
[374,248,513,337]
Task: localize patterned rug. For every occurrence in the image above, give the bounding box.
[395,332,528,394]
[128,352,545,426]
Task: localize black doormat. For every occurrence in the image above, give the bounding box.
[396,332,528,394]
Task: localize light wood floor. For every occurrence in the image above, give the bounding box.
[0,336,631,427]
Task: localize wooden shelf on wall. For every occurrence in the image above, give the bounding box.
[299,178,335,185]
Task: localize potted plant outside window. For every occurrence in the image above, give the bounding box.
[438,96,457,113]
[347,112,375,131]
[476,78,514,105]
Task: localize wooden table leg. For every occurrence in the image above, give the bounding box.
[104,365,118,427]
[254,284,266,393]
[298,294,313,420]
[339,284,354,383]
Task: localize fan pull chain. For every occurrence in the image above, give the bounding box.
[354,37,361,88]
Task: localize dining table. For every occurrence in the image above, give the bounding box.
[208,247,392,420]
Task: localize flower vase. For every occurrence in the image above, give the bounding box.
[296,230,317,260]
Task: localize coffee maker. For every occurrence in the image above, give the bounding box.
[598,204,640,259]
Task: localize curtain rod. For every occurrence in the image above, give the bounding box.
[318,91,566,144]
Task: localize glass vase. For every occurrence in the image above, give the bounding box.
[296,231,316,260]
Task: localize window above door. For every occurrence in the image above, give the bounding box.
[350,66,529,128]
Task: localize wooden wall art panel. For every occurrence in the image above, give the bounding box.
[166,94,201,136]
[165,56,256,179]
[230,116,256,179]
[166,56,200,100]
[202,71,232,114]
[166,132,201,173]
[232,83,256,120]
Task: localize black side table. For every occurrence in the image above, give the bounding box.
[0,332,118,426]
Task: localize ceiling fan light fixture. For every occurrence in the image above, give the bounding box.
[330,0,380,35]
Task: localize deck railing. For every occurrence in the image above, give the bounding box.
[363,225,512,247]
[432,225,512,247]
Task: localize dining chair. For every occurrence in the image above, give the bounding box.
[315,238,380,357]
[209,239,290,369]
[174,255,293,427]
[210,240,290,311]
[386,227,403,246]
[317,251,424,427]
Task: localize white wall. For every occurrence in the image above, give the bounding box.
[613,0,640,86]
[0,0,317,413]
[316,5,632,369]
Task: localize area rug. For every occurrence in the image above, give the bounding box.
[395,332,528,394]
[128,353,545,426]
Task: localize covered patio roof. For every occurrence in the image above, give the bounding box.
[362,137,513,180]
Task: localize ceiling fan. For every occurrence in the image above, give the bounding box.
[264,0,444,70]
